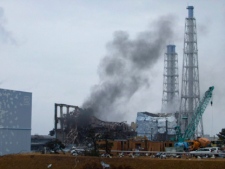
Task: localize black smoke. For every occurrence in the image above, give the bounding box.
[83,15,176,121]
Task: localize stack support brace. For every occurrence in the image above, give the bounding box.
[179,6,202,138]
[161,45,179,114]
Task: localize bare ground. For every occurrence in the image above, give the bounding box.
[0,154,225,169]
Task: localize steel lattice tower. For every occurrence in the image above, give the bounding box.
[179,6,202,137]
[161,45,179,114]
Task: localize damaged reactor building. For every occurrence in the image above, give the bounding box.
[52,46,181,144]
[53,104,136,145]
[136,112,177,141]
[53,103,177,145]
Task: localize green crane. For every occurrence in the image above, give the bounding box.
[175,86,214,141]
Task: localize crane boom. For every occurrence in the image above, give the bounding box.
[176,86,214,141]
[183,86,214,139]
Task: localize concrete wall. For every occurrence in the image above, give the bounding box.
[0,88,32,155]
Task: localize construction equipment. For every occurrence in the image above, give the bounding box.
[187,137,211,151]
[174,142,189,151]
[175,86,214,141]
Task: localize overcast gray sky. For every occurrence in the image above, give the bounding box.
[0,0,224,136]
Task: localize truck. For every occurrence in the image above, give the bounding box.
[187,137,211,151]
[174,138,210,152]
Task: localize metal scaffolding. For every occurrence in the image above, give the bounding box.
[179,6,202,137]
[161,45,179,114]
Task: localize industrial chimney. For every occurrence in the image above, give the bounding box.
[179,6,202,138]
[161,45,179,114]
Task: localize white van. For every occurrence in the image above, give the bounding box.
[190,147,214,157]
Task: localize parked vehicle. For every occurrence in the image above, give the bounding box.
[217,150,225,158]
[210,147,220,153]
[190,147,214,157]
[70,147,85,156]
[101,153,112,158]
[206,147,220,156]
[160,153,167,159]
[155,152,162,158]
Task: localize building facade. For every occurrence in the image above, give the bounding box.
[0,88,32,155]
[136,112,177,141]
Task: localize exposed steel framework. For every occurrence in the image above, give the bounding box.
[161,45,179,114]
[54,103,79,143]
[179,6,202,136]
[54,103,135,145]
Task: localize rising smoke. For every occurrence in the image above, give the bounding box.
[0,7,16,45]
[83,15,176,121]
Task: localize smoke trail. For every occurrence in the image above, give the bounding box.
[0,7,16,44]
[83,15,176,121]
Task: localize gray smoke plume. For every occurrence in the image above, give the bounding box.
[83,15,176,121]
[0,7,16,44]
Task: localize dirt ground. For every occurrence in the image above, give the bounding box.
[0,154,225,169]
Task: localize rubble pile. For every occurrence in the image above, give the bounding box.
[56,107,136,145]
